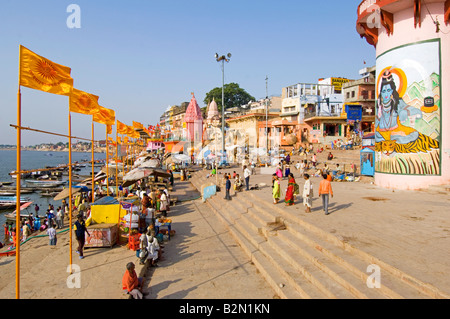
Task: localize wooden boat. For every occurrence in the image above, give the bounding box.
[25,180,66,188]
[0,192,16,196]
[0,197,31,210]
[1,186,37,194]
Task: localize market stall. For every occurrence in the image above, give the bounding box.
[88,196,140,247]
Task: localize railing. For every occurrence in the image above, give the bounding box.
[304,111,344,119]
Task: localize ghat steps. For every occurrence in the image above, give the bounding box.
[189,171,450,299]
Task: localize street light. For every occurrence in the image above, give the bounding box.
[215,52,231,164]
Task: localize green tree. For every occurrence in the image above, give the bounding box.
[203,83,255,112]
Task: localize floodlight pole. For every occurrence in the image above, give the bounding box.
[215,53,231,164]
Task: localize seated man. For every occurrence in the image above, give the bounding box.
[122,262,144,299]
[139,227,160,267]
[234,174,243,192]
[327,152,334,161]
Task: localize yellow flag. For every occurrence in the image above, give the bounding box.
[93,106,115,125]
[127,125,135,136]
[19,45,73,95]
[69,88,100,115]
[117,120,128,134]
[107,124,112,135]
[133,121,144,130]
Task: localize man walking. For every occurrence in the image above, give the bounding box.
[224,175,232,200]
[318,174,333,215]
[74,214,90,259]
[243,165,251,191]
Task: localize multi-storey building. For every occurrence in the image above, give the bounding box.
[342,66,376,136]
[281,82,348,145]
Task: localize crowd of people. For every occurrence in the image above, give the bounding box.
[270,153,337,215]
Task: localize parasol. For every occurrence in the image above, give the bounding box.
[172,154,190,162]
[53,187,82,201]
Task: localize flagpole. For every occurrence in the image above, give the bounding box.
[15,85,21,300]
[126,137,129,175]
[91,119,95,203]
[68,111,73,273]
[115,120,119,198]
[106,127,110,196]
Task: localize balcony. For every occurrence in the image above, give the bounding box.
[342,77,375,88]
[304,111,344,120]
[345,96,376,103]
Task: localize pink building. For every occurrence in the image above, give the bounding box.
[357,0,449,190]
[183,93,204,143]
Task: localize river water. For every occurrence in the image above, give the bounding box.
[0,150,106,242]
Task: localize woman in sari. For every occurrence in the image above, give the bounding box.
[272,175,281,204]
[285,173,296,206]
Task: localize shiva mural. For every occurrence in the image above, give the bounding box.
[375,40,441,175]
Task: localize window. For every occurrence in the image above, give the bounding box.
[352,91,355,98]
[361,90,368,99]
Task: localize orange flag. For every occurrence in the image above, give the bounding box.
[133,121,144,130]
[117,120,128,134]
[19,45,73,95]
[69,88,100,115]
[93,106,115,125]
[127,125,135,137]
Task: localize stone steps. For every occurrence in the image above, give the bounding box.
[206,194,301,299]
[189,170,450,299]
[245,192,445,299]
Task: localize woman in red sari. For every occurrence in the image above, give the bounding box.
[285,173,296,206]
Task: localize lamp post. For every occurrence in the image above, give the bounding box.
[215,52,231,163]
[265,75,269,157]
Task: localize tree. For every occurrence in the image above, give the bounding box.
[204,83,255,112]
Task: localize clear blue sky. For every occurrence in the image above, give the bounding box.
[0,0,374,146]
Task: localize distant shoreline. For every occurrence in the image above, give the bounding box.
[0,148,106,154]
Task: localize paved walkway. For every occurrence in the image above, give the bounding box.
[145,196,275,299]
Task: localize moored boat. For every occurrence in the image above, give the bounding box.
[25,180,66,188]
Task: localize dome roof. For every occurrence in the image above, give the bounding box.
[207,98,220,121]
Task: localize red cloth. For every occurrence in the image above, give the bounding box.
[284,177,296,205]
[122,270,139,292]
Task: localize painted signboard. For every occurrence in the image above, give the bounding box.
[375,39,441,175]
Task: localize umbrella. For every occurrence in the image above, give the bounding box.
[123,168,170,182]
[53,187,82,201]
[123,168,153,182]
[251,148,267,156]
[137,158,160,168]
[101,166,121,175]
[173,154,190,162]
[203,150,212,158]
[122,168,171,188]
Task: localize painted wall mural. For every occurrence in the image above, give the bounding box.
[375,40,441,175]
